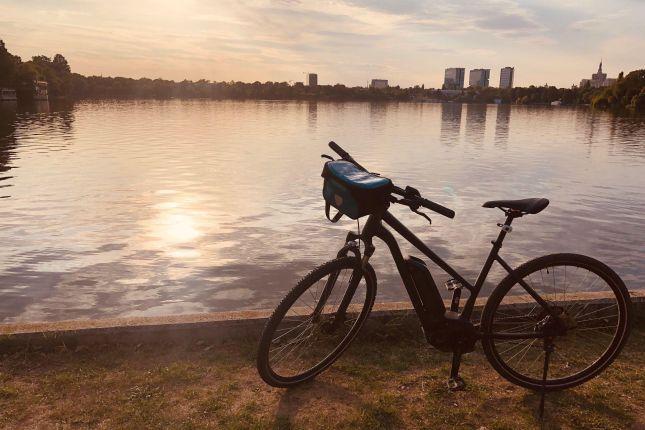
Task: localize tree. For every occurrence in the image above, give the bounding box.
[31,55,51,69]
[52,54,71,74]
[0,39,21,88]
[629,88,645,112]
[14,62,39,98]
[592,69,645,112]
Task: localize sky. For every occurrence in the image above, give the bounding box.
[1,0,644,88]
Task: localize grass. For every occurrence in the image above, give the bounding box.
[0,316,643,429]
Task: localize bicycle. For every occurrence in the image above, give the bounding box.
[256,141,633,412]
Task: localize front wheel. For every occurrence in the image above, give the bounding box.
[481,253,632,391]
[257,256,377,388]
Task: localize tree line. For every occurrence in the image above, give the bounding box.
[1,40,643,111]
[591,70,645,113]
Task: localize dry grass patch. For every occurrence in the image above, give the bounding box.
[0,317,643,429]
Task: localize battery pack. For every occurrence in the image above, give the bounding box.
[405,256,446,321]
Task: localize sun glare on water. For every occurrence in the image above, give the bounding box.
[145,191,210,260]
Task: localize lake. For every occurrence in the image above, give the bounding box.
[0,100,643,323]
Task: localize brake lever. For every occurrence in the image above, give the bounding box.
[321,154,334,161]
[405,185,421,197]
[411,207,432,225]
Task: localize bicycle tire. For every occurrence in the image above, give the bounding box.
[481,253,632,391]
[257,256,377,388]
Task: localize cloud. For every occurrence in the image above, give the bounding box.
[568,9,629,31]
[0,0,643,87]
[475,13,541,31]
[342,0,426,15]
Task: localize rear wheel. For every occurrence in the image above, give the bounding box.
[481,253,632,391]
[257,257,376,387]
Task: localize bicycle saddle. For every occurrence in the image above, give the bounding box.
[482,198,549,214]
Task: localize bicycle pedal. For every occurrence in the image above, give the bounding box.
[447,376,466,391]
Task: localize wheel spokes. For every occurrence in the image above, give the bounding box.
[491,263,622,382]
[267,266,369,378]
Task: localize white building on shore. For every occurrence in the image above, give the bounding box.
[370,79,388,89]
[34,81,48,101]
[580,61,616,88]
[0,88,17,101]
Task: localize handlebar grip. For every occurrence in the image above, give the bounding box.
[328,141,350,159]
[420,197,455,219]
[328,141,368,171]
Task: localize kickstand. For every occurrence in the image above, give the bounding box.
[447,352,466,391]
[538,339,554,419]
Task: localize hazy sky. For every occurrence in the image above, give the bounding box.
[2,0,644,88]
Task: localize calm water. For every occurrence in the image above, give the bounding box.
[0,100,643,323]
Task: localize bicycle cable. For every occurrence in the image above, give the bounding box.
[356,218,361,253]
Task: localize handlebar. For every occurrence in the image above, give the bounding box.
[421,198,455,219]
[329,141,368,171]
[328,141,456,219]
[391,186,455,219]
[328,141,349,160]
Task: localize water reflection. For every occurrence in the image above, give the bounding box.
[0,100,17,113]
[494,104,511,148]
[369,102,387,130]
[146,190,207,261]
[440,103,462,146]
[575,108,604,150]
[0,102,17,129]
[21,111,75,144]
[33,100,51,114]
[465,104,487,145]
[0,100,644,323]
[0,105,17,197]
[307,101,317,130]
[608,115,645,157]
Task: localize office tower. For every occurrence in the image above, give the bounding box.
[443,68,465,90]
[468,69,490,88]
[499,67,514,89]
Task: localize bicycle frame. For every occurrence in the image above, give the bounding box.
[335,205,558,341]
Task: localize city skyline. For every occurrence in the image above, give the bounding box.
[1,0,643,88]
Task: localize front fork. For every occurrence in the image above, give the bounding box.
[312,232,370,326]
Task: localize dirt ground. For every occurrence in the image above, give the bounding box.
[1,316,643,430]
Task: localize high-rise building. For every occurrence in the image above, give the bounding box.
[443,68,465,90]
[592,61,606,82]
[370,79,388,89]
[499,67,514,89]
[468,69,490,88]
[307,73,318,87]
[580,61,615,88]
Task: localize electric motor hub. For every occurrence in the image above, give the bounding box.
[427,318,478,353]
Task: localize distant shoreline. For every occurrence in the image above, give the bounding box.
[0,97,591,107]
[2,40,643,112]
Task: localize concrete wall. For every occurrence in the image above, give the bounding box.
[1,291,642,349]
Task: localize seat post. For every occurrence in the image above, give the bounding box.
[492,211,517,248]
